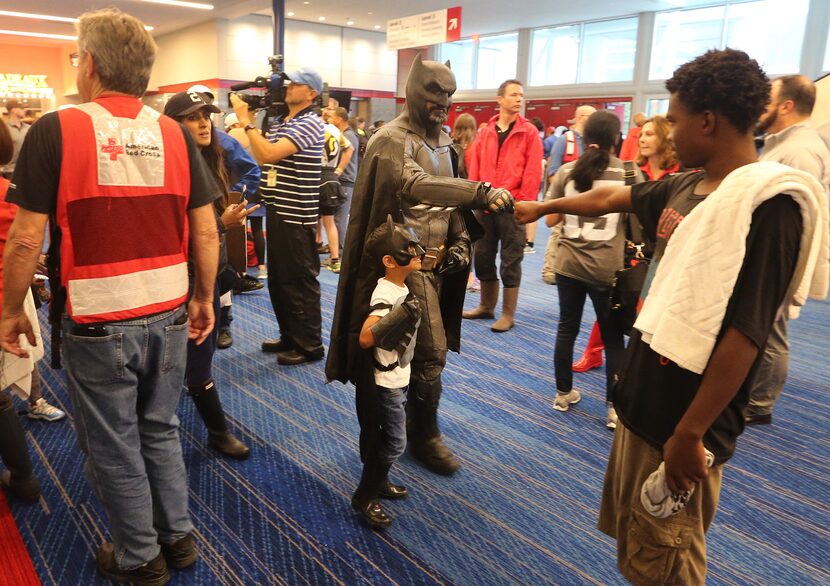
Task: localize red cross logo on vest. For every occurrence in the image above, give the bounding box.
[101,137,124,161]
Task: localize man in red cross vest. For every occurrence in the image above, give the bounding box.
[0,9,221,584]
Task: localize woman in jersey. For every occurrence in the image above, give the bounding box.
[573,115,679,372]
[164,91,258,460]
[545,110,632,429]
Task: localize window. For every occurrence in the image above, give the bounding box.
[650,0,809,80]
[530,17,638,86]
[650,5,725,80]
[439,33,518,90]
[580,18,638,83]
[530,26,580,86]
[477,33,518,89]
[442,39,475,90]
[724,0,808,74]
[646,97,669,118]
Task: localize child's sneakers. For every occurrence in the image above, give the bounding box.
[640,449,715,518]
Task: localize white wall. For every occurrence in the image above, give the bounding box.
[341,28,397,93]
[217,15,273,82]
[150,14,398,92]
[149,19,219,90]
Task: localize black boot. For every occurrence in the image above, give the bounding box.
[408,379,460,475]
[188,381,250,460]
[351,460,392,530]
[217,305,233,349]
[0,397,41,502]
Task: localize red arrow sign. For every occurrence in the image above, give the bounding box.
[446,6,462,42]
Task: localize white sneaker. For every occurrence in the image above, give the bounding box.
[553,389,581,412]
[606,403,618,429]
[28,398,66,422]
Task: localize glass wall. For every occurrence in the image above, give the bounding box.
[530,17,638,86]
[442,39,475,90]
[439,34,518,90]
[579,18,638,84]
[530,26,580,86]
[477,33,519,89]
[650,0,809,79]
[824,25,830,72]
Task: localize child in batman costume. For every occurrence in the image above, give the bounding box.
[326,55,514,476]
[351,216,425,529]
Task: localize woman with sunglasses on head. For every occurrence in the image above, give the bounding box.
[164,91,259,460]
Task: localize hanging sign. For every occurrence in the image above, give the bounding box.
[387,7,462,51]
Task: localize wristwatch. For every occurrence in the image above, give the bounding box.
[244,123,258,132]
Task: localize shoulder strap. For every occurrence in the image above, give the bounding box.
[622,160,640,186]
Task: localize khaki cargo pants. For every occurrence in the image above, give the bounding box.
[598,422,723,586]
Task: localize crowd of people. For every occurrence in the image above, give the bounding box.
[1,7,828,586]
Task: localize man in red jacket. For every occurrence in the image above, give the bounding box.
[464,79,542,331]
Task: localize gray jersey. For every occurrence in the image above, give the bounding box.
[548,158,628,286]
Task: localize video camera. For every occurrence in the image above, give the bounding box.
[229,55,328,125]
[229,55,288,118]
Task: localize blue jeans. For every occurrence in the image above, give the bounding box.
[554,274,625,400]
[334,182,354,252]
[377,385,408,464]
[62,306,193,570]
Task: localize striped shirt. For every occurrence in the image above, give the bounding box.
[260,107,324,226]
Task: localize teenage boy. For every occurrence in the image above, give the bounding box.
[516,48,827,584]
[352,216,424,530]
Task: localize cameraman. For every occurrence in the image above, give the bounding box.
[230,68,326,365]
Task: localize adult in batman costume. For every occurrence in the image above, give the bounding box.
[326,55,514,476]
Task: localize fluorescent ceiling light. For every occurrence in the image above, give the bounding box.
[140,0,214,10]
[287,11,295,16]
[0,10,154,30]
[0,29,77,41]
[318,16,325,21]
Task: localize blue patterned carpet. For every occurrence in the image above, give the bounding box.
[8,225,830,585]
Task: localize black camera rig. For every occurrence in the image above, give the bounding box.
[229,55,327,128]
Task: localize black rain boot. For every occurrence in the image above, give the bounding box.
[0,397,41,502]
[407,379,460,476]
[188,381,250,460]
[351,459,391,530]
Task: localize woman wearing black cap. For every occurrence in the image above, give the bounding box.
[164,91,258,460]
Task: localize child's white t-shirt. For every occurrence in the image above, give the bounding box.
[369,277,412,389]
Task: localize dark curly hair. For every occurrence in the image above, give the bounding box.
[665,48,769,134]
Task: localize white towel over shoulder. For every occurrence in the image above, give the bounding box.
[634,161,828,375]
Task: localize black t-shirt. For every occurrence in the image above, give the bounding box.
[496,120,516,152]
[7,110,221,214]
[630,171,706,264]
[614,195,803,464]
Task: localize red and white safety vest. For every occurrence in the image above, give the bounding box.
[562,130,580,164]
[56,97,191,323]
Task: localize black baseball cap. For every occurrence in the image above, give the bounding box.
[163,91,221,118]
